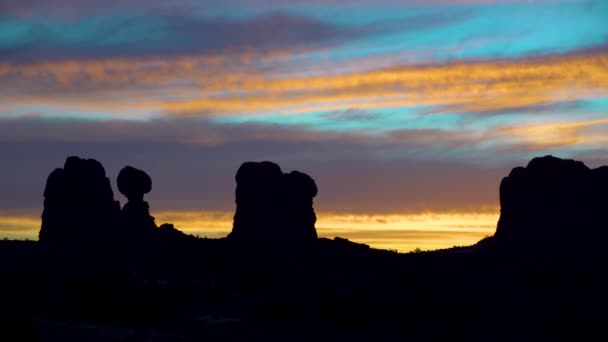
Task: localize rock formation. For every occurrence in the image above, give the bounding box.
[228,161,318,243]
[283,171,318,241]
[117,166,157,237]
[39,156,121,247]
[230,161,284,241]
[495,155,608,253]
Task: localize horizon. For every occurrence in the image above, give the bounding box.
[1,0,607,252]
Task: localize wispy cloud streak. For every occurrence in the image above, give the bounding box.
[2,49,607,118]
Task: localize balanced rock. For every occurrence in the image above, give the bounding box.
[117,166,152,202]
[117,166,156,236]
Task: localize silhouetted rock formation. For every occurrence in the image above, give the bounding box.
[39,156,121,247]
[229,161,318,244]
[117,166,151,201]
[495,155,608,254]
[283,171,318,241]
[230,161,283,241]
[118,166,157,236]
[158,223,188,239]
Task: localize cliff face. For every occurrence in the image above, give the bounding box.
[495,155,608,252]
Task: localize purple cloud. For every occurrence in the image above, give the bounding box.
[0,0,576,18]
[0,117,500,213]
[0,11,364,63]
[0,116,600,216]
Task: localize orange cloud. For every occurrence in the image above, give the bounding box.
[490,117,608,150]
[3,50,606,119]
[164,51,608,115]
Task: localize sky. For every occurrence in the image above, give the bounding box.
[0,0,607,251]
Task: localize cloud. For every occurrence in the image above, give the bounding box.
[4,114,595,158]
[164,49,608,116]
[388,128,480,147]
[3,48,606,120]
[0,11,371,63]
[8,113,604,220]
[320,109,382,121]
[0,116,512,215]
[489,118,608,152]
[572,151,608,168]
[0,0,204,18]
[425,100,585,118]
[0,116,375,145]
[0,0,568,18]
[0,0,479,65]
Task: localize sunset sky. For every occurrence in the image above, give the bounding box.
[1,0,607,251]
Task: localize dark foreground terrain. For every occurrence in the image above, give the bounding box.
[1,155,608,341]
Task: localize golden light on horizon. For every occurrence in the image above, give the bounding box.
[0,210,499,252]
